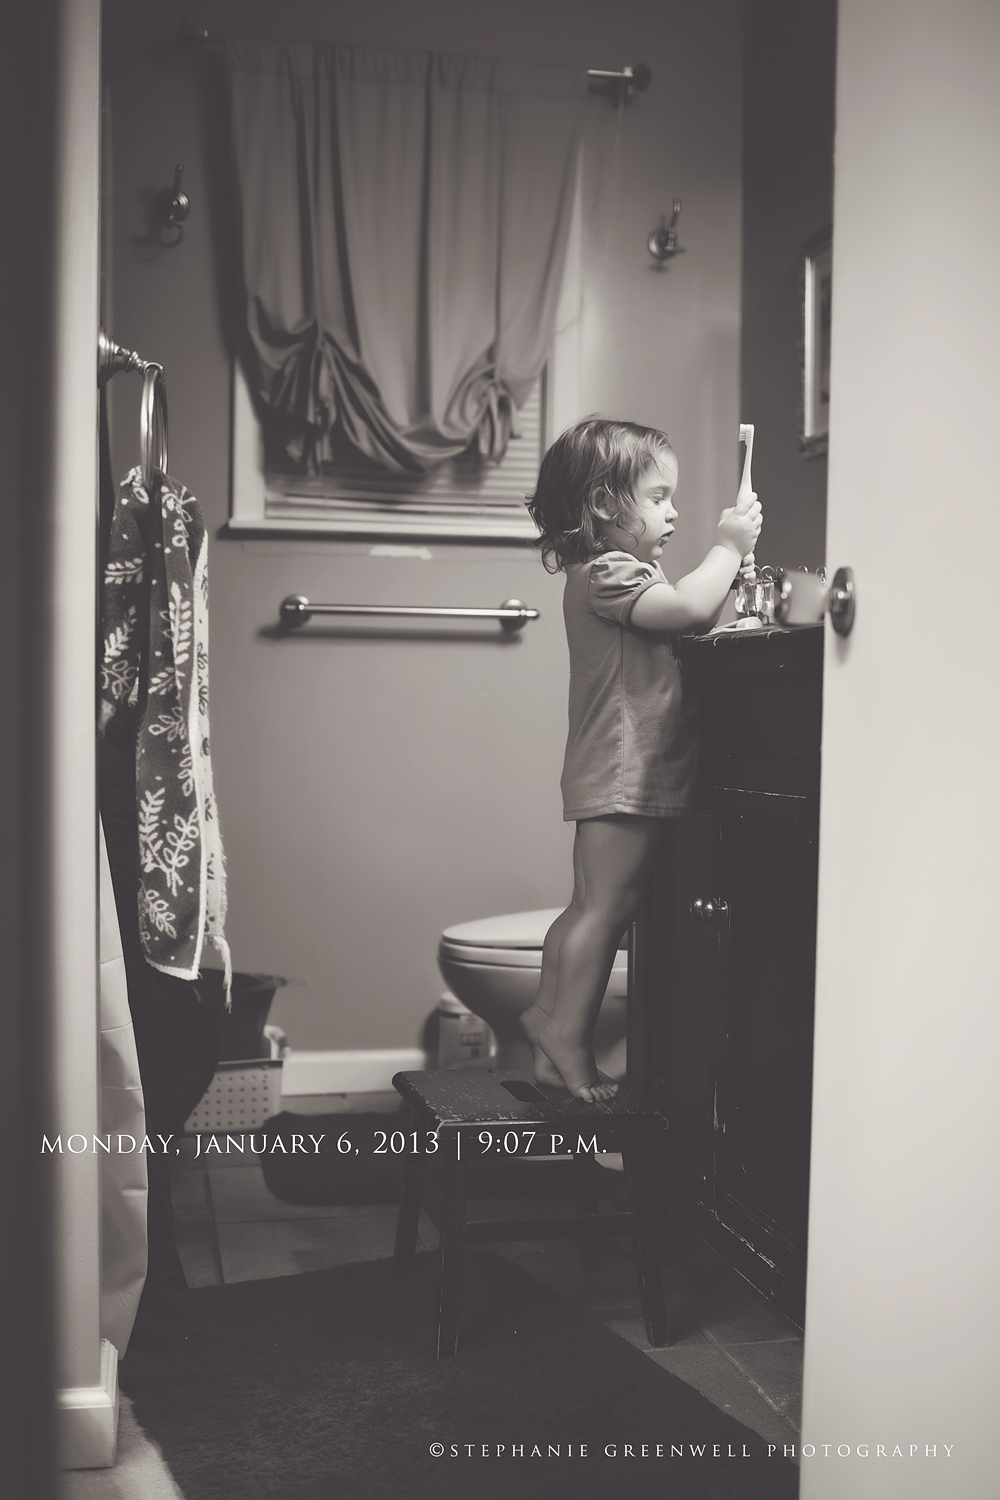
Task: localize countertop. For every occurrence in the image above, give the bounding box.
[677,621,824,679]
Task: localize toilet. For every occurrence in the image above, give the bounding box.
[437,908,629,1081]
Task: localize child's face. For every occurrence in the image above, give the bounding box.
[601,453,679,564]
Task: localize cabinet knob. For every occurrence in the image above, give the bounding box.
[689,898,728,921]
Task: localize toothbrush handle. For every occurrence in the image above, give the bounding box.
[737,438,754,505]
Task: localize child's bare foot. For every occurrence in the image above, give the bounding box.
[537,1017,619,1103]
[519,1004,566,1090]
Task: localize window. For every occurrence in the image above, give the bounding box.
[227,156,583,543]
[228,363,546,542]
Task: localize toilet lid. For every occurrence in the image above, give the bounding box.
[441,908,563,950]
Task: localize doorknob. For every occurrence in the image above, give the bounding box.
[776,566,856,635]
[827,568,856,636]
[689,898,729,921]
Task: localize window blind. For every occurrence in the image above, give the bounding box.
[261,378,544,540]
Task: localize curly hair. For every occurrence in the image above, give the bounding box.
[526,416,675,573]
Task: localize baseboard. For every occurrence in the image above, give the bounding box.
[280,1048,427,1096]
[56,1337,119,1469]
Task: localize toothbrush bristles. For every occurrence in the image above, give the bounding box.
[739,423,754,443]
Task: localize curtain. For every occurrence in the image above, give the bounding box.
[226,42,585,474]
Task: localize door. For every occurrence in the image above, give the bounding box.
[800,4,1000,1496]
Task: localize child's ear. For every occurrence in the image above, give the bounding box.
[590,496,618,525]
[589,485,618,525]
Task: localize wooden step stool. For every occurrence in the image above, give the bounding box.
[391,1068,670,1358]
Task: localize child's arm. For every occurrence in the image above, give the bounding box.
[701,552,757,631]
[631,499,762,635]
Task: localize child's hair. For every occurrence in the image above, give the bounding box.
[526,415,675,572]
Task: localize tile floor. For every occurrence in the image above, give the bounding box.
[61,1091,803,1498]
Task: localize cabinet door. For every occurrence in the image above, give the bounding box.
[633,811,718,1184]
[633,788,819,1322]
[712,787,818,1303]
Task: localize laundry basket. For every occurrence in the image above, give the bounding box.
[185,1025,288,1134]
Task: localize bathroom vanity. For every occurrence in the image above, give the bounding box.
[630,623,823,1327]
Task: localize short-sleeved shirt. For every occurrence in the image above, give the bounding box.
[560,551,699,821]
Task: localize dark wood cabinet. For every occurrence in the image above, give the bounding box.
[630,624,823,1326]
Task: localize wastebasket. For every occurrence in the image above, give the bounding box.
[195,969,286,1062]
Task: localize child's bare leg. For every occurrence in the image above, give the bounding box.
[520,831,586,1088]
[537,815,661,1102]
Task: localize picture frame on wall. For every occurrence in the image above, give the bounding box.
[800,226,832,458]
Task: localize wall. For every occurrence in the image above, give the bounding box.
[103,0,742,1051]
[2,0,94,1488]
[741,0,836,570]
[802,2,1000,1493]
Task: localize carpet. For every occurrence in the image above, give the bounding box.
[120,1251,798,1500]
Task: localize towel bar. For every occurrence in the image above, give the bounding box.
[279,595,539,632]
[97,327,168,487]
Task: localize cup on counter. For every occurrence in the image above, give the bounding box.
[756,568,777,623]
[734,575,758,620]
[735,566,777,624]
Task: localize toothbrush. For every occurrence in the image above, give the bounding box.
[738,422,755,507]
[737,423,756,581]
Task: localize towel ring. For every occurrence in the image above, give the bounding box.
[140,364,169,488]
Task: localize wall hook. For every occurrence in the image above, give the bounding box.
[648,200,684,265]
[152,165,189,247]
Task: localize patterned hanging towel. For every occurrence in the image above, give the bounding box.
[99,466,232,996]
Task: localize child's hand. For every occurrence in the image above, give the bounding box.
[738,552,756,578]
[716,494,762,558]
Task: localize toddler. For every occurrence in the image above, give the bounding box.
[521,417,762,1101]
